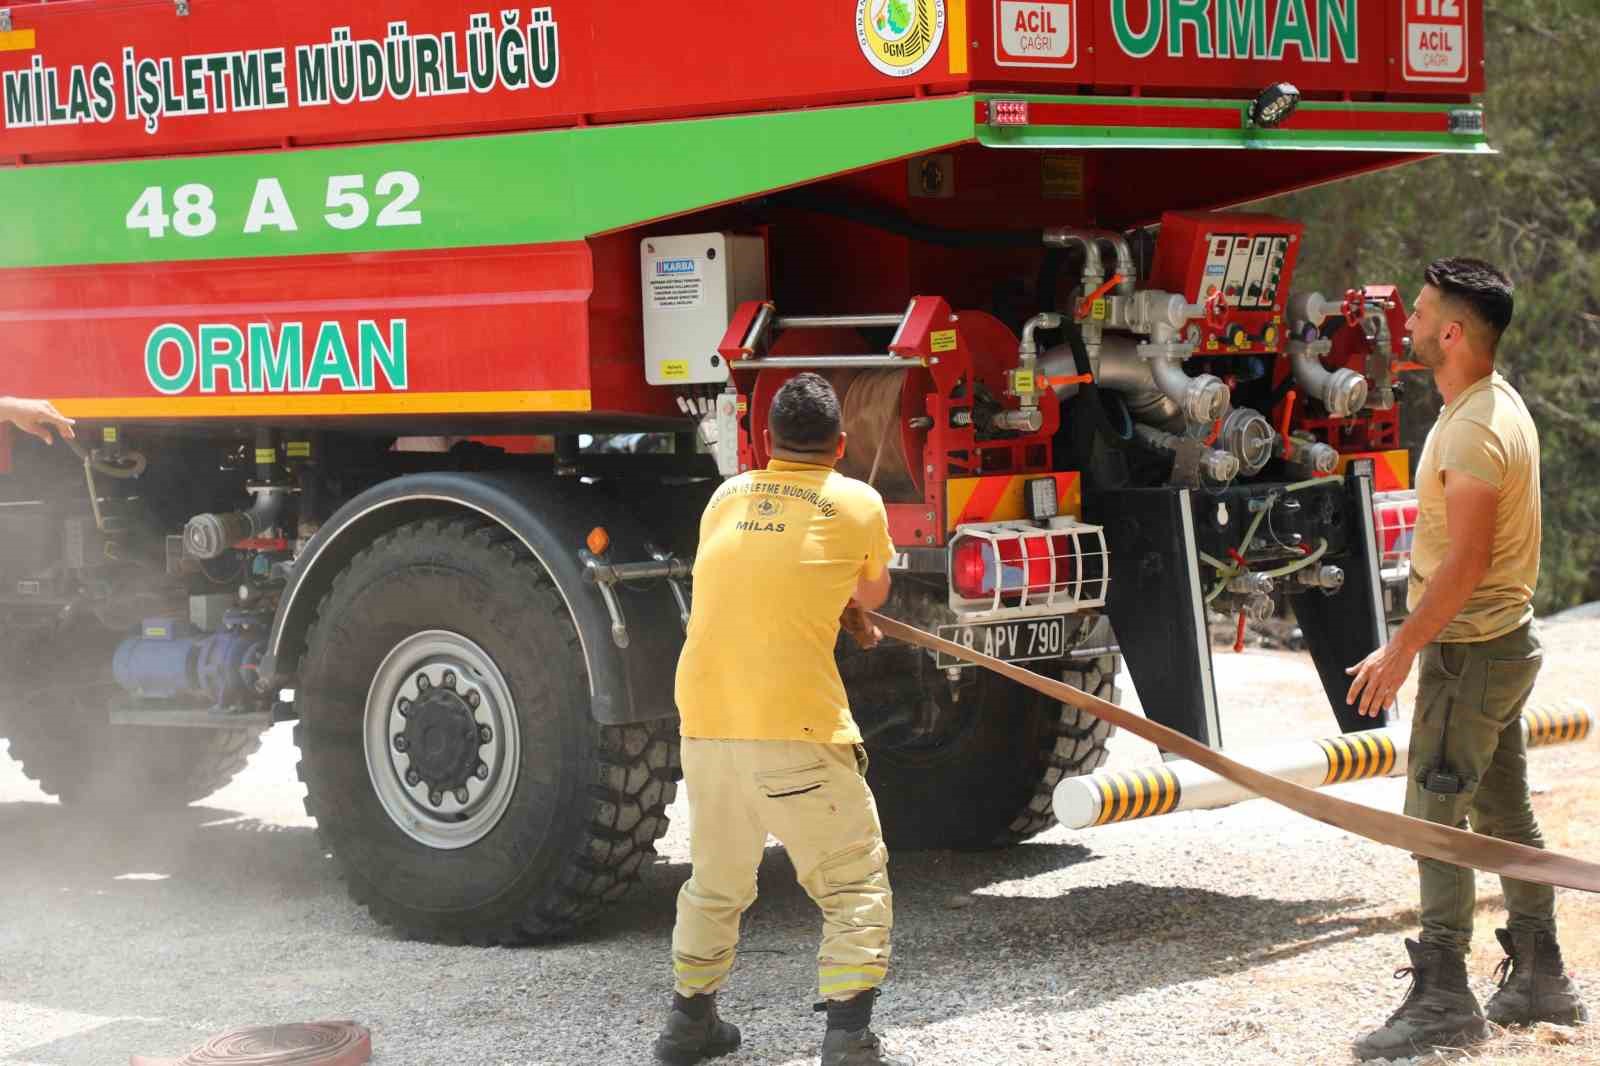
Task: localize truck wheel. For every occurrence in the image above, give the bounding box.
[0,624,263,808]
[293,517,678,944]
[855,621,1119,849]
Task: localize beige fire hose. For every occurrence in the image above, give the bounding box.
[870,613,1600,893]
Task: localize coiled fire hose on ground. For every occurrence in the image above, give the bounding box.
[869,613,1600,893]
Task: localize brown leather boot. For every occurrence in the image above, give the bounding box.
[1352,939,1489,1061]
[1485,928,1590,1028]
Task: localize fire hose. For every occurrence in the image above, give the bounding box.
[869,613,1600,893]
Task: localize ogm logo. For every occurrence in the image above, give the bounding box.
[856,0,946,78]
[996,2,1077,68]
[1403,0,1468,83]
[754,497,786,518]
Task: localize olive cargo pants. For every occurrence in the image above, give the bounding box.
[1406,623,1555,954]
[671,738,893,1001]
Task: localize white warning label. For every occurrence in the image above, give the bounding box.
[996,2,1076,68]
[1403,0,1469,83]
[647,257,704,310]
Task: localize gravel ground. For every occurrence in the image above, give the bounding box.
[2,618,1596,1066]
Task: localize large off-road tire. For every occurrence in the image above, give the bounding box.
[854,618,1120,850]
[293,517,678,944]
[0,622,262,808]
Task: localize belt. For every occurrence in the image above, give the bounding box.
[871,613,1600,893]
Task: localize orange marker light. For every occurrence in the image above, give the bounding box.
[586,527,611,556]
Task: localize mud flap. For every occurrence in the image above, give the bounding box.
[1294,470,1391,733]
[1085,486,1222,749]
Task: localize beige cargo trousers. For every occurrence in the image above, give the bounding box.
[671,738,893,1001]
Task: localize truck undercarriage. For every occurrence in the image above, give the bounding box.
[0,0,1479,941]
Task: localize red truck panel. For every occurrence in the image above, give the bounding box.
[0,243,598,419]
[1,0,1483,164]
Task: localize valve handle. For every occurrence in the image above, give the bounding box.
[1341,288,1365,327]
[1204,289,1229,330]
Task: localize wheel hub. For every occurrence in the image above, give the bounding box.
[400,688,482,792]
[364,631,520,849]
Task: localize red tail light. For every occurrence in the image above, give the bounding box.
[947,522,1110,615]
[951,531,1083,603]
[951,537,994,599]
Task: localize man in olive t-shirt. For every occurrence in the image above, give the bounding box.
[653,374,912,1066]
[1348,259,1587,1061]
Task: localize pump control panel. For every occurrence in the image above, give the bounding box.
[1148,212,1304,356]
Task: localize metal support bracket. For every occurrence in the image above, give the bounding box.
[651,544,693,630]
[581,548,694,649]
[0,10,12,33]
[174,0,190,16]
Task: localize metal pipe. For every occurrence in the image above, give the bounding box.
[776,313,906,330]
[1042,228,1105,292]
[1289,341,1369,418]
[1149,352,1231,425]
[1040,334,1229,429]
[1134,424,1239,483]
[743,301,775,353]
[1286,290,1340,328]
[729,355,925,370]
[1018,312,1063,360]
[1038,334,1160,421]
[183,487,290,560]
[1043,228,1136,297]
[1055,702,1595,830]
[1089,230,1138,297]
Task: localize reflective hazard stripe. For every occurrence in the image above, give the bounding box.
[1317,733,1396,786]
[818,963,887,998]
[1091,767,1182,825]
[674,957,735,991]
[946,472,1083,529]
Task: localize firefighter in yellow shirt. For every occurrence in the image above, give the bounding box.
[654,373,912,1066]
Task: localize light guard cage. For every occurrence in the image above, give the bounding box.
[947,519,1110,621]
[1373,489,1419,576]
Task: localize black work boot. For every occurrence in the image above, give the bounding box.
[1485,928,1590,1028]
[653,992,741,1065]
[1352,939,1489,1061]
[818,990,915,1066]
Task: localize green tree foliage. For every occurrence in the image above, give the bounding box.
[1266,0,1600,615]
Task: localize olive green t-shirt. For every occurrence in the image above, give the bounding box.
[1408,371,1541,642]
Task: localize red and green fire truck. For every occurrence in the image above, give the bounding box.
[0,0,1480,942]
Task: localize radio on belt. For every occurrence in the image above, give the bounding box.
[641,232,768,386]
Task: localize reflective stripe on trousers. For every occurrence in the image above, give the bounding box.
[670,738,893,1000]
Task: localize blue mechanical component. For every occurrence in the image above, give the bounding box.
[113,612,266,710]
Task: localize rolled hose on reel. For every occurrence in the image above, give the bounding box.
[837,369,920,500]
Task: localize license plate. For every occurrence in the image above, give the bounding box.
[935,616,1070,670]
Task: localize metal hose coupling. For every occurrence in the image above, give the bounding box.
[1294,564,1346,592]
[183,486,290,560]
[1135,424,1240,483]
[1218,409,1277,477]
[1283,435,1340,477]
[1288,339,1369,418]
[1146,352,1231,425]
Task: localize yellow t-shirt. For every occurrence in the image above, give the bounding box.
[675,459,896,743]
[1408,371,1541,643]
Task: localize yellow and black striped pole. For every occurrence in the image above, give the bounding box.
[1055,701,1593,831]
